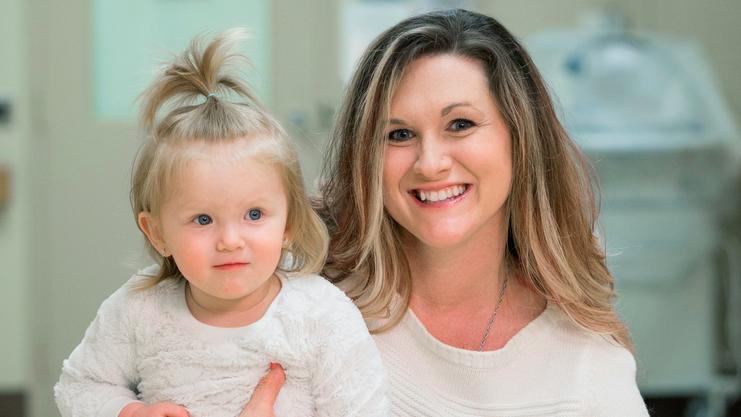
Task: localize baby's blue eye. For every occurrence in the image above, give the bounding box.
[247,209,262,221]
[194,214,212,225]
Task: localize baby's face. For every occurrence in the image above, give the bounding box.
[156,140,288,311]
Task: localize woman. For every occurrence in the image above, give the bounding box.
[245,8,648,417]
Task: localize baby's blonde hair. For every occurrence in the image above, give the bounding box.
[131,28,328,287]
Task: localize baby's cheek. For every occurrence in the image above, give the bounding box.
[173,239,211,277]
[253,230,285,259]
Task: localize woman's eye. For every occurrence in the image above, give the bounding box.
[247,209,262,221]
[449,119,475,132]
[387,128,415,142]
[194,214,212,225]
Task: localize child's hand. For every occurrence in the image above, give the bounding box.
[239,362,286,417]
[119,401,190,417]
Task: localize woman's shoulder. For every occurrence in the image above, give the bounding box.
[544,307,647,414]
[544,304,637,373]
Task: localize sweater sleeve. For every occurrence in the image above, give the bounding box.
[588,341,650,417]
[54,284,142,417]
[311,294,389,417]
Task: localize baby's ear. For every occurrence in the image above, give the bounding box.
[138,211,167,256]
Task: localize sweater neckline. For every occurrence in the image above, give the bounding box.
[402,302,560,369]
[171,273,287,338]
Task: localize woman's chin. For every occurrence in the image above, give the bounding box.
[413,229,471,250]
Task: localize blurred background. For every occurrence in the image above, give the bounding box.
[1,0,740,416]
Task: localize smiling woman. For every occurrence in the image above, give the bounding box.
[317,8,650,417]
[382,54,513,253]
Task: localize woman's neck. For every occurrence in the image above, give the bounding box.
[403,235,547,350]
[403,231,508,311]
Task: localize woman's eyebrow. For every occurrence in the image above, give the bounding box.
[387,102,473,125]
[441,102,472,116]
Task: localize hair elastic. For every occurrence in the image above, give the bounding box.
[206,92,217,99]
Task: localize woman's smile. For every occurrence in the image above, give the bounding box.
[410,184,470,205]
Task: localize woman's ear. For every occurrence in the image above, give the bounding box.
[138,211,168,256]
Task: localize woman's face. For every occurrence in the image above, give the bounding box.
[382,54,513,251]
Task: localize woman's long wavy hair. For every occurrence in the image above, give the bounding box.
[131,28,328,288]
[319,9,632,349]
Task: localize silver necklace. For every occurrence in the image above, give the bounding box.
[478,274,509,351]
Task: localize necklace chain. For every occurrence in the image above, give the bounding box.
[478,274,509,351]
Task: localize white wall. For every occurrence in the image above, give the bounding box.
[0,0,30,391]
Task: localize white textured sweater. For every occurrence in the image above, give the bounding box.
[54,267,388,417]
[373,303,649,417]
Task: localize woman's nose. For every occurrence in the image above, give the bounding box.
[216,224,245,252]
[413,136,452,179]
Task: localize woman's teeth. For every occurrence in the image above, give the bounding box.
[416,185,466,202]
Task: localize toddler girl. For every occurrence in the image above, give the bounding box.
[54,29,387,417]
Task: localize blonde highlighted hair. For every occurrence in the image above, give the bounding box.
[319,9,632,350]
[131,28,328,287]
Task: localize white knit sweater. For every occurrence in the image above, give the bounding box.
[54,266,388,417]
[373,303,649,417]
